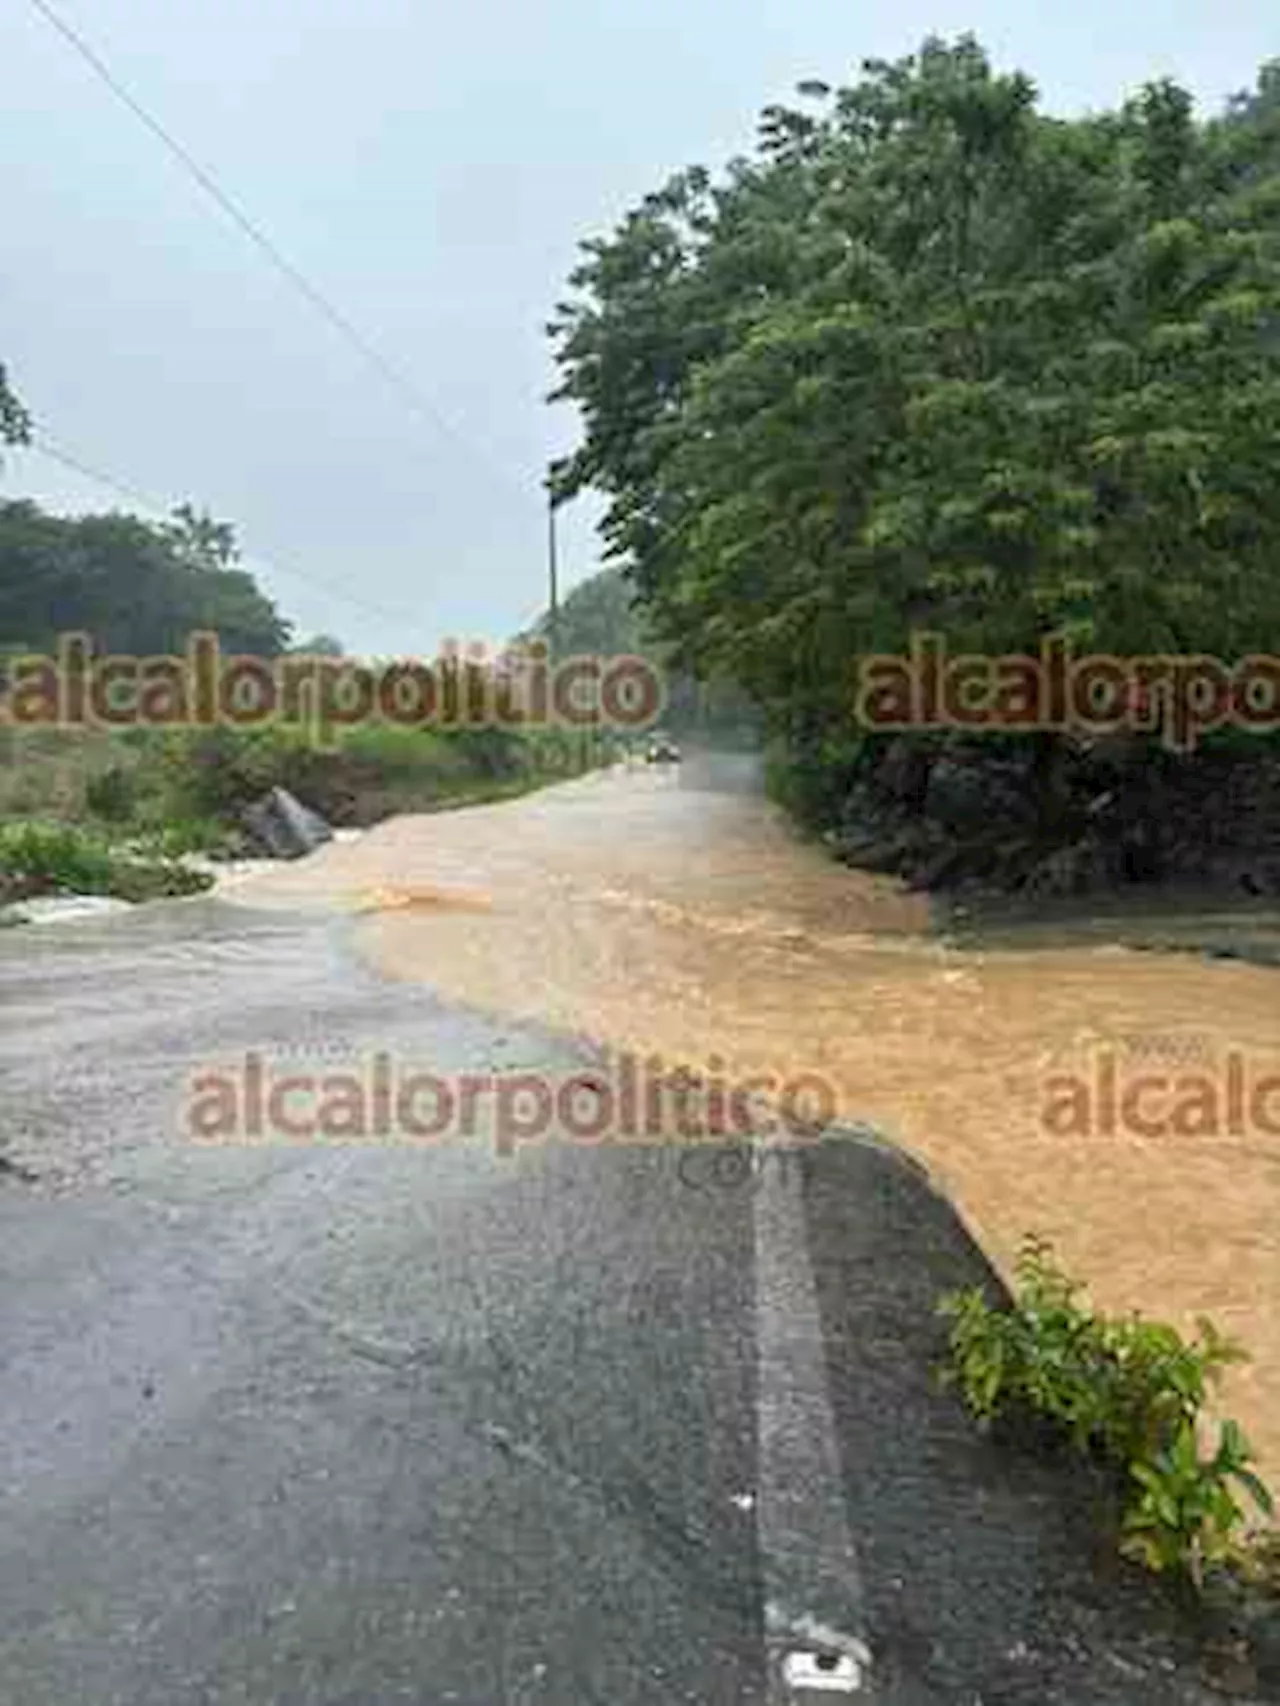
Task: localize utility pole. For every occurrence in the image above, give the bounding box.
[546,485,560,665]
[546,479,580,773]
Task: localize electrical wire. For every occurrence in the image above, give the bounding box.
[12,435,430,632]
[25,0,538,515]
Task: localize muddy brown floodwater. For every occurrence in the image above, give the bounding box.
[229,763,1280,1494]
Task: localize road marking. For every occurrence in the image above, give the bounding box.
[782,1648,866,1693]
[753,1139,872,1699]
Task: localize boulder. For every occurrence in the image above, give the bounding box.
[241,788,334,860]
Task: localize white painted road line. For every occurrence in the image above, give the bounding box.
[753,1141,872,1699]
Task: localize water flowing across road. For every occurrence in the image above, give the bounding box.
[230,760,1280,1491]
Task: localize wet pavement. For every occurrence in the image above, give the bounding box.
[0,773,1275,1702]
[227,763,1280,1491]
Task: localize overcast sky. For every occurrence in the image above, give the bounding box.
[1,0,1274,656]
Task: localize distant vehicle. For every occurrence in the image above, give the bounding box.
[645,734,681,764]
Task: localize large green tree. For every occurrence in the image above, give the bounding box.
[525,563,648,657]
[0,364,288,656]
[550,40,1280,824]
[0,500,290,656]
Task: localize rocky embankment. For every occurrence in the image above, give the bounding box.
[827,740,1280,904]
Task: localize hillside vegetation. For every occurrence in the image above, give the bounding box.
[550,39,1280,895]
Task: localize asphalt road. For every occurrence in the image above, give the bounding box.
[0,894,1263,1703]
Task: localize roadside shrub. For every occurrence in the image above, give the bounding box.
[0,820,117,895]
[0,818,211,903]
[100,857,212,902]
[137,725,538,828]
[1123,1418,1271,1583]
[141,727,325,821]
[939,1237,1273,1587]
[130,817,233,859]
[85,763,139,823]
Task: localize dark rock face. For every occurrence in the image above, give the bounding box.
[923,754,1031,833]
[827,741,1280,901]
[241,787,334,860]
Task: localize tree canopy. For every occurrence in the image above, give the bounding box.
[0,499,291,657]
[0,362,288,658]
[526,563,649,658]
[550,39,1280,772]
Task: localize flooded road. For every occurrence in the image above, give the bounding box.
[230,762,1280,1491]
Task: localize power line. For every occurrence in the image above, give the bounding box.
[31,437,162,514]
[25,0,537,514]
[12,436,430,632]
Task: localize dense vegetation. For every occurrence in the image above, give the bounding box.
[0,816,212,908]
[520,563,759,744]
[0,500,290,659]
[0,362,287,660]
[0,368,592,900]
[0,720,587,909]
[550,39,1280,894]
